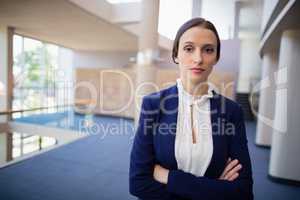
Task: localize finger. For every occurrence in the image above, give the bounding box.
[222,159,239,177]
[220,158,234,178]
[221,160,239,179]
[226,157,231,164]
[225,164,242,179]
[228,173,239,181]
[220,158,233,178]
[224,164,242,180]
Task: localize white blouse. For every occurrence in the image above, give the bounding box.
[175,79,214,177]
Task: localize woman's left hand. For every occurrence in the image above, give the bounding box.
[153,164,169,184]
[219,157,242,181]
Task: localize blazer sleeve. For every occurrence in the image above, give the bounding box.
[129,96,169,200]
[166,105,254,200]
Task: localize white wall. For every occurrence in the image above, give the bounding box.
[237,37,262,93]
[73,50,137,68]
[201,0,235,39]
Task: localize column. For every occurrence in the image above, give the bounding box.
[0,25,13,121]
[255,51,278,146]
[192,0,202,18]
[237,38,261,93]
[233,1,241,39]
[0,25,13,165]
[269,29,300,182]
[135,0,160,121]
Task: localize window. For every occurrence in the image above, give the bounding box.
[12,35,73,116]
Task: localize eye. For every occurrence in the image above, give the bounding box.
[203,46,215,54]
[183,45,194,53]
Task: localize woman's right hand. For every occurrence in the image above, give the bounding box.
[219,157,242,181]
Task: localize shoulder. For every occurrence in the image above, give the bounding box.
[215,93,244,119]
[221,94,242,111]
[142,85,177,108]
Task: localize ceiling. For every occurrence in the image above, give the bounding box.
[0,0,138,51]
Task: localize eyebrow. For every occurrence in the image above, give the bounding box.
[183,41,216,47]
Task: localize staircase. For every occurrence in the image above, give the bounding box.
[236,93,255,121]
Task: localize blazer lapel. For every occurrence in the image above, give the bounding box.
[205,92,228,177]
[157,85,179,169]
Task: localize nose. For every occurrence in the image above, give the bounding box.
[192,48,203,64]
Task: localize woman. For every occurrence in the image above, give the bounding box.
[129,18,253,200]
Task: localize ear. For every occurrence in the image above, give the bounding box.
[174,57,179,63]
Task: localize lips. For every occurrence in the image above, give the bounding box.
[190,67,205,74]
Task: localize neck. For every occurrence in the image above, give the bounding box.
[181,79,209,97]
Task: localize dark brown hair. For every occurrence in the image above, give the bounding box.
[172,17,221,64]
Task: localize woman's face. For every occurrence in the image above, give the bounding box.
[175,26,218,85]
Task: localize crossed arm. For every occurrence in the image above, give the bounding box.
[129,97,253,200]
[154,157,242,184]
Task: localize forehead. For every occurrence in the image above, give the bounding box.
[179,26,217,46]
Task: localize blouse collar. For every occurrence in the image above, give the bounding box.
[176,79,214,106]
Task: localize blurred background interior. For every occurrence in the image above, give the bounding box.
[0,0,299,199]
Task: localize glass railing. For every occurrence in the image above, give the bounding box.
[0,130,58,167]
[1,105,134,136]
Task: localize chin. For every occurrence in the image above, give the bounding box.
[190,74,208,85]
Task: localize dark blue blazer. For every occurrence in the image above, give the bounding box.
[129,85,253,200]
